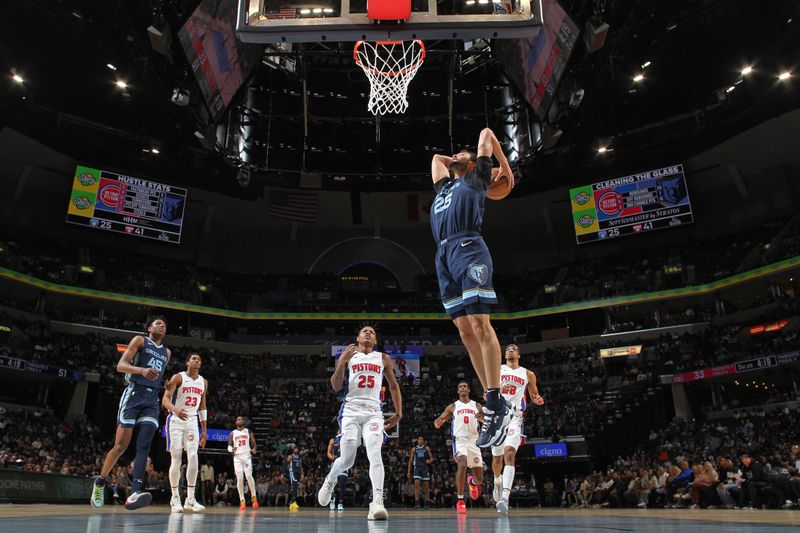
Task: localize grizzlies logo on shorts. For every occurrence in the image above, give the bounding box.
[435,234,497,317]
[117,383,160,428]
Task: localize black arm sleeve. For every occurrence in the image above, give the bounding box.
[464,156,493,190]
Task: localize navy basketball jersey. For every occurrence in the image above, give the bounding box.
[413,445,429,467]
[429,156,492,243]
[126,336,168,388]
[288,456,302,482]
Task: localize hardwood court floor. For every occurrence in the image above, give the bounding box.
[0,505,798,532]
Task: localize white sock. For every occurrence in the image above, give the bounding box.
[169,450,182,499]
[186,485,195,501]
[502,465,515,497]
[186,452,198,501]
[237,476,245,502]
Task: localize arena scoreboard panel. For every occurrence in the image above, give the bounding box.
[66,165,186,244]
[570,164,693,244]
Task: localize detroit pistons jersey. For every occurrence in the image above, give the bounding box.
[499,365,529,411]
[172,371,205,419]
[429,156,492,243]
[232,429,251,455]
[126,336,168,389]
[344,351,384,408]
[452,399,480,440]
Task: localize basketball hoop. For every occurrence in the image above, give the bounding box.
[354,40,426,115]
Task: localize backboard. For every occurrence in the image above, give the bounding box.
[237,0,543,43]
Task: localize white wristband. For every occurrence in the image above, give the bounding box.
[199,409,207,422]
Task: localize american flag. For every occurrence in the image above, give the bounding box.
[269,189,318,223]
[264,7,296,19]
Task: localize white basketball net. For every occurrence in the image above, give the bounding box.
[354,40,426,115]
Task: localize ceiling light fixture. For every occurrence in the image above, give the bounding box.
[12,73,24,84]
[115,80,128,89]
[150,148,160,154]
[300,8,311,14]
[465,0,475,4]
[633,74,644,82]
[725,85,735,93]
[741,66,753,76]
[312,8,322,14]
[323,8,333,13]
[597,146,613,154]
[778,71,792,81]
[107,63,117,71]
[641,61,651,68]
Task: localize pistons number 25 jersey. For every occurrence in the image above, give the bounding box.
[345,351,385,408]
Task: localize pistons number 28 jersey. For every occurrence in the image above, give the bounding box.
[232,429,251,456]
[345,351,385,408]
[499,365,529,411]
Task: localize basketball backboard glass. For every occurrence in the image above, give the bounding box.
[237,0,543,43]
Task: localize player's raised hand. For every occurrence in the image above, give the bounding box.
[140,367,159,380]
[340,344,358,363]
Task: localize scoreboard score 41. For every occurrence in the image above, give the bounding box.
[66,165,187,244]
[570,164,694,244]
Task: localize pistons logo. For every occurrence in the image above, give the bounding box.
[597,191,623,215]
[369,422,380,432]
[508,428,515,436]
[99,182,124,209]
[473,457,479,464]
[187,434,195,442]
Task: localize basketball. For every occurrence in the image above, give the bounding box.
[487,168,514,201]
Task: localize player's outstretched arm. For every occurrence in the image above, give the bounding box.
[382,353,403,430]
[433,404,454,430]
[162,374,188,420]
[330,344,357,392]
[527,370,544,405]
[477,128,514,190]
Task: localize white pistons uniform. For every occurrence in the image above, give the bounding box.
[338,351,385,446]
[491,365,529,456]
[166,371,205,453]
[231,428,254,476]
[451,399,484,467]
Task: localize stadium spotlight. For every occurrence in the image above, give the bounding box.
[12,73,24,84]
[725,85,735,93]
[107,63,117,71]
[778,71,792,81]
[741,66,753,76]
[115,80,128,89]
[597,146,613,154]
[641,60,651,68]
[633,73,644,83]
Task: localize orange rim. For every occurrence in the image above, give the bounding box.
[354,39,426,78]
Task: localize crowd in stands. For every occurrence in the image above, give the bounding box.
[565,408,800,510]
[2,214,798,317]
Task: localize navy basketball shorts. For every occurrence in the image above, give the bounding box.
[117,383,160,428]
[413,465,431,481]
[435,234,498,318]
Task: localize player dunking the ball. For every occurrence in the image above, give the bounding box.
[492,344,544,515]
[90,317,170,510]
[317,325,402,520]
[162,352,208,513]
[434,380,485,514]
[430,128,515,448]
[229,416,259,510]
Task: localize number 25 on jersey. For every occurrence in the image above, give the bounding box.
[357,375,376,388]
